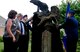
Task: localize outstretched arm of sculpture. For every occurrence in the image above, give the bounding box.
[38,14,57,26]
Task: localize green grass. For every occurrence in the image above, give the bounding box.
[28,40,31,52]
[0,41,31,52]
[0,40,80,52]
[0,42,4,52]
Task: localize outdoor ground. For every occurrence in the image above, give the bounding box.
[0,40,80,52]
[0,42,4,52]
[0,41,31,52]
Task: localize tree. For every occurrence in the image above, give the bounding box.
[59,0,80,38]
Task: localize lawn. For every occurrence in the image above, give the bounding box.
[0,41,31,52]
[0,40,80,52]
[0,42,4,52]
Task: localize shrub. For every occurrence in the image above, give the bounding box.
[60,29,64,39]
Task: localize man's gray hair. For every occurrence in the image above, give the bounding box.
[17,13,23,17]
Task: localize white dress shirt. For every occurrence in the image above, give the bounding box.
[20,22,25,35]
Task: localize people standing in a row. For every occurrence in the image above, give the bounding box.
[3,10,32,52]
[17,14,32,52]
[3,10,18,52]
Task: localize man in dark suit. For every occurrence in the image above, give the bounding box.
[18,14,32,52]
[59,10,78,52]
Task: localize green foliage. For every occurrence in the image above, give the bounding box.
[76,40,80,52]
[78,30,80,38]
[59,0,80,39]
[60,30,64,39]
[0,36,3,42]
[59,0,80,26]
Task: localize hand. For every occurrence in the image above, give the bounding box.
[12,36,16,42]
[31,20,33,24]
[67,13,70,18]
[16,30,21,34]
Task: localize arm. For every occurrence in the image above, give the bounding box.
[6,19,16,42]
[26,22,32,31]
[38,15,51,26]
[59,18,74,29]
[59,23,66,29]
[26,17,33,23]
[16,30,21,34]
[38,14,57,26]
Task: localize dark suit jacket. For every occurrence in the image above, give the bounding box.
[21,21,32,36]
